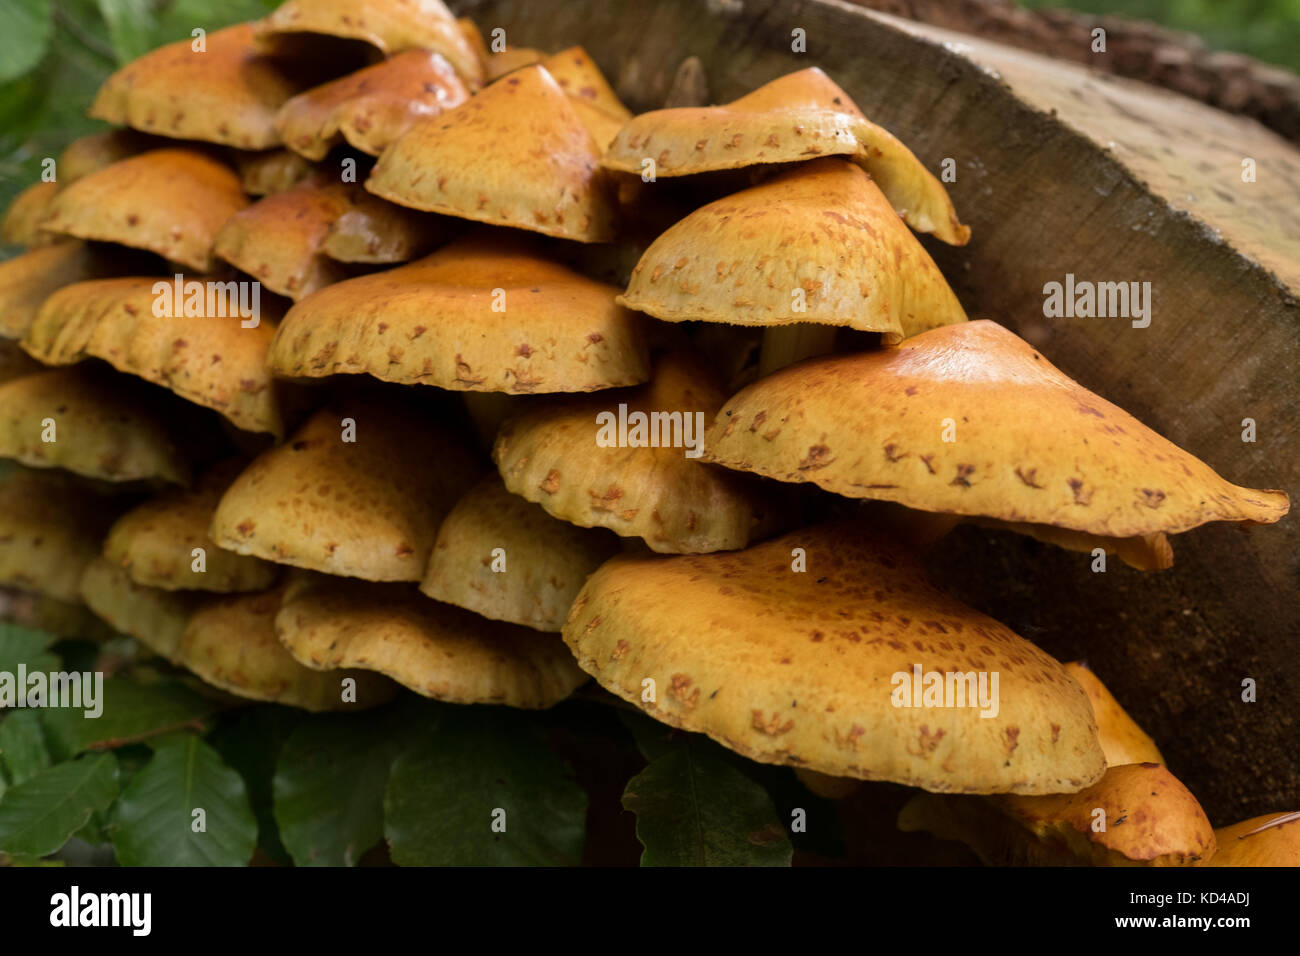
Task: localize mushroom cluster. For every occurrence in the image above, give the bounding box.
[0,0,1291,866]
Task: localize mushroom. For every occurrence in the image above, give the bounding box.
[483,47,545,83]
[617,158,969,344]
[232,148,316,196]
[212,177,359,300]
[493,350,777,553]
[541,47,631,123]
[365,65,616,243]
[267,232,649,392]
[0,242,127,339]
[898,763,1217,866]
[103,461,278,593]
[254,0,484,89]
[1065,661,1165,766]
[24,276,286,436]
[177,584,396,710]
[276,572,588,708]
[1209,812,1300,866]
[0,183,60,247]
[0,467,122,603]
[420,474,619,631]
[89,23,307,151]
[602,67,969,245]
[210,397,484,580]
[79,557,204,663]
[562,520,1105,792]
[0,367,190,485]
[320,189,458,263]
[704,320,1289,560]
[41,149,248,273]
[275,49,470,160]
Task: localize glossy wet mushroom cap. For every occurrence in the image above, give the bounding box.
[618,159,968,342]
[705,320,1289,538]
[563,520,1105,792]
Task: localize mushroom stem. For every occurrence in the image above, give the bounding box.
[758,323,838,377]
[462,391,516,453]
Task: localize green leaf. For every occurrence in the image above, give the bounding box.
[622,735,792,866]
[385,708,588,866]
[0,0,53,83]
[0,622,61,677]
[41,677,223,758]
[210,705,303,864]
[0,710,51,785]
[94,0,155,64]
[273,707,412,867]
[111,736,256,866]
[0,753,118,859]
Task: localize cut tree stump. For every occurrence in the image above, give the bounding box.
[458,0,1299,823]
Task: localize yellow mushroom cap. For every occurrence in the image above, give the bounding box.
[563,520,1105,793]
[232,148,316,197]
[320,189,457,264]
[177,584,396,710]
[24,276,285,436]
[213,177,357,301]
[276,573,588,708]
[210,398,484,581]
[1,182,60,247]
[80,556,203,663]
[276,49,470,160]
[1210,813,1300,866]
[268,232,649,393]
[366,65,616,243]
[254,0,484,88]
[42,149,248,273]
[103,461,279,593]
[89,24,306,150]
[1064,661,1165,767]
[540,46,630,122]
[420,474,619,631]
[900,763,1216,866]
[0,242,126,340]
[493,350,775,553]
[0,366,190,485]
[0,467,121,602]
[602,67,969,245]
[706,320,1289,538]
[617,158,968,341]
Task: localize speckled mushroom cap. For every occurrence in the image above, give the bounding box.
[276,573,588,708]
[617,159,968,341]
[24,276,286,436]
[0,468,120,602]
[899,763,1217,866]
[213,177,356,300]
[1,183,60,247]
[563,521,1104,792]
[80,556,204,663]
[89,24,304,150]
[1209,813,1300,866]
[366,65,616,243]
[483,46,544,83]
[254,0,484,88]
[320,189,456,263]
[540,46,630,122]
[706,320,1290,537]
[0,242,124,339]
[233,148,315,196]
[1064,661,1164,767]
[58,130,160,183]
[602,67,969,245]
[178,584,397,710]
[210,397,484,581]
[493,351,776,553]
[103,462,278,593]
[42,149,248,273]
[0,366,189,484]
[276,49,470,160]
[420,474,619,631]
[267,232,649,392]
